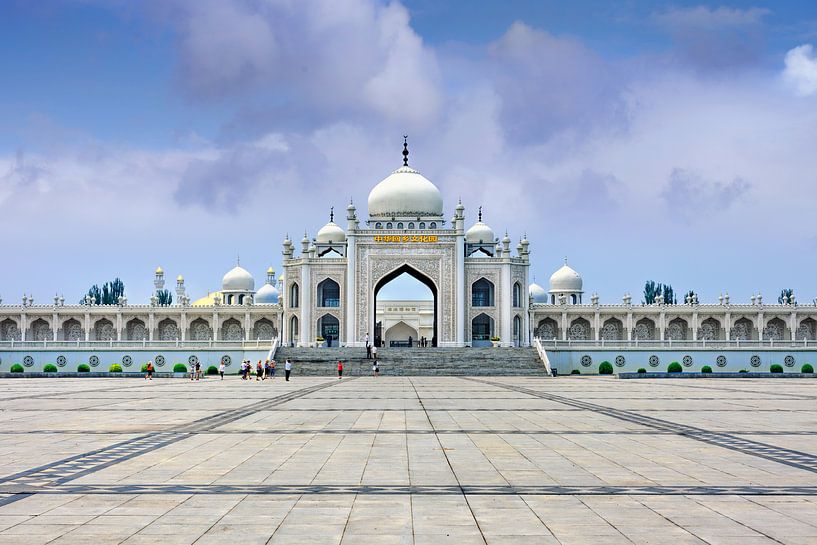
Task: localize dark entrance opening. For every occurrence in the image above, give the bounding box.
[373,264,437,347]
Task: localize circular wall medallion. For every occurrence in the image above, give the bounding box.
[648,355,660,367]
[221,355,232,366]
[750,355,761,368]
[784,355,795,368]
[56,355,67,367]
[188,355,199,366]
[716,355,727,367]
[122,355,133,368]
[580,355,592,367]
[155,355,166,367]
[23,355,34,368]
[682,355,693,367]
[614,355,626,367]
[89,355,100,367]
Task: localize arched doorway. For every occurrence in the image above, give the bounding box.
[374,264,437,347]
[513,315,522,347]
[472,313,494,347]
[317,314,340,347]
[289,316,299,346]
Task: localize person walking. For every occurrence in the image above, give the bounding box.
[241,360,248,380]
[145,360,154,380]
[218,361,225,380]
[264,360,270,380]
[337,360,343,379]
[372,345,378,361]
[365,332,371,359]
[269,359,276,379]
[372,359,379,377]
[195,361,202,381]
[256,360,263,381]
[284,359,292,381]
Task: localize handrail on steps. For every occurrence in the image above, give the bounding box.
[532,337,552,376]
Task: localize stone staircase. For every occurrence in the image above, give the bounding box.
[273,346,547,376]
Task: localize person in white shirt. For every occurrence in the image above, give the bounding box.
[218,361,225,380]
[284,359,293,381]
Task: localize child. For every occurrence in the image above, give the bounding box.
[218,361,225,380]
[337,360,343,379]
[145,360,154,380]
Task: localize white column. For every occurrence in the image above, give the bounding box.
[456,231,465,347]
[500,261,511,346]
[116,311,123,341]
[20,312,26,342]
[594,310,600,341]
[724,312,731,340]
[244,311,251,341]
[148,312,155,342]
[180,312,187,342]
[212,311,219,341]
[561,311,568,340]
[626,311,633,341]
[790,310,797,341]
[691,311,698,341]
[300,262,311,346]
[84,311,90,342]
[757,311,764,340]
[346,235,357,346]
[659,311,665,341]
[52,312,58,341]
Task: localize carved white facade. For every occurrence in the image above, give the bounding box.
[281,142,531,348]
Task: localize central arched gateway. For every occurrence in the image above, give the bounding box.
[373,264,438,347]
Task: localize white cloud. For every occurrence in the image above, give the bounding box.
[783,44,817,96]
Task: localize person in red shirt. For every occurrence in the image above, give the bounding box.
[337,360,343,379]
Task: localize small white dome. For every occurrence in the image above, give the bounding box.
[368,166,443,218]
[465,221,495,244]
[316,221,346,243]
[255,282,279,304]
[549,263,583,293]
[222,265,255,292]
[529,282,548,303]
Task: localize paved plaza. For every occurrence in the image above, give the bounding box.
[0,376,816,544]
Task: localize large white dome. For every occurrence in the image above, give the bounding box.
[222,265,255,292]
[255,282,279,304]
[368,166,443,219]
[316,221,345,243]
[549,263,582,293]
[465,221,495,244]
[529,282,548,303]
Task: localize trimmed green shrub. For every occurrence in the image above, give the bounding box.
[770,364,783,373]
[637,368,647,373]
[570,369,581,375]
[701,365,713,373]
[141,363,149,372]
[43,364,58,373]
[109,364,122,373]
[10,363,24,373]
[173,363,187,373]
[77,364,90,372]
[206,365,219,375]
[598,361,614,374]
[801,363,814,373]
[739,369,748,373]
[667,362,683,373]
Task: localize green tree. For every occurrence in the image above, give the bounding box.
[81,278,125,305]
[157,289,173,306]
[779,288,794,304]
[643,281,676,305]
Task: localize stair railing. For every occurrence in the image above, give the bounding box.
[532,337,553,376]
[267,337,279,362]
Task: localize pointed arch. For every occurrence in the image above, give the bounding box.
[374,263,438,347]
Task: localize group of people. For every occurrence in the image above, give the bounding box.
[239,359,293,381]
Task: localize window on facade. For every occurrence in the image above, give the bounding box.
[408,222,414,229]
[397,222,403,229]
[472,278,495,307]
[317,279,341,307]
[419,222,425,229]
[512,282,521,307]
[375,222,382,229]
[472,313,493,340]
[290,283,299,308]
[429,222,437,229]
[386,222,393,229]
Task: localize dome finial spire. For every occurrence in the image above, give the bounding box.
[237,252,240,266]
[402,134,409,166]
[478,206,483,222]
[564,256,568,265]
[330,206,334,223]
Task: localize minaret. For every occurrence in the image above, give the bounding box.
[176,275,186,303]
[266,267,275,285]
[154,266,165,294]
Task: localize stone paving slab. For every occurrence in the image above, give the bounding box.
[0,376,815,543]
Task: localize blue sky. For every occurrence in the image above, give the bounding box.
[2,0,817,304]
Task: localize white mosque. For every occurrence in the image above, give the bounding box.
[1,139,816,373]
